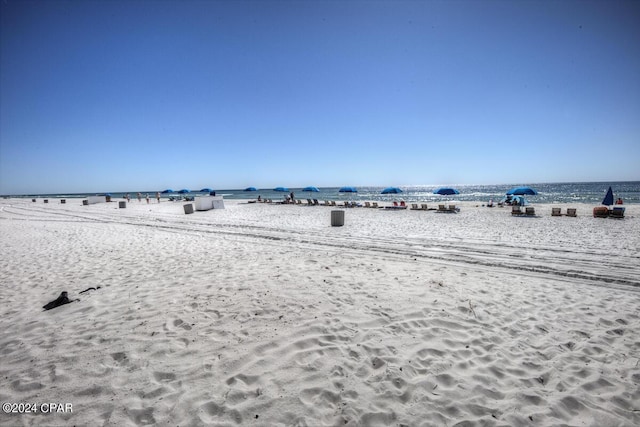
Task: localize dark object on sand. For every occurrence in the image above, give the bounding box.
[43,291,71,311]
[79,286,101,294]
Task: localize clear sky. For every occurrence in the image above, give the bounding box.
[1,0,639,194]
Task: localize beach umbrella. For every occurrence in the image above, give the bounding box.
[178,189,190,194]
[273,187,289,192]
[161,189,174,194]
[506,186,538,196]
[200,188,213,193]
[602,186,614,206]
[302,186,320,192]
[433,187,460,195]
[244,187,257,191]
[381,187,403,194]
[339,186,358,193]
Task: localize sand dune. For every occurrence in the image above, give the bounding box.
[1,198,638,426]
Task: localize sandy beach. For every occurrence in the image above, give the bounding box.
[1,197,638,426]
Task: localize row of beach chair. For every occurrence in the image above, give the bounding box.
[511,206,536,216]
[551,207,577,217]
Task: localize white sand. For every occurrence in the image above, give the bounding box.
[1,198,639,426]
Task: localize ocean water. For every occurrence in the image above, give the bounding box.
[10,181,640,205]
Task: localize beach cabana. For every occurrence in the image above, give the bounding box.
[506,186,538,196]
[381,187,403,194]
[339,186,358,193]
[433,187,460,195]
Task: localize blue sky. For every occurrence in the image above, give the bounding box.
[1,0,639,194]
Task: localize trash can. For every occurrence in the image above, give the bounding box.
[331,210,345,226]
[119,201,126,208]
[106,195,112,202]
[184,204,194,214]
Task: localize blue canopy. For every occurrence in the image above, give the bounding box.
[244,187,257,191]
[273,187,289,192]
[178,189,191,194]
[161,189,174,194]
[506,186,538,196]
[381,187,403,194]
[602,186,614,206]
[433,187,460,195]
[302,186,320,192]
[339,186,358,193]
[200,188,213,193]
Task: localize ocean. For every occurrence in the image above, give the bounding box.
[7,181,639,205]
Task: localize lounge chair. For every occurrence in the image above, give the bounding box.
[421,204,429,210]
[525,207,535,216]
[566,208,577,217]
[448,204,458,213]
[331,201,337,207]
[364,202,371,208]
[410,203,419,210]
[400,201,407,207]
[551,207,562,216]
[324,200,331,206]
[511,206,523,215]
[438,204,447,212]
[372,202,379,208]
[610,207,625,219]
[313,199,319,206]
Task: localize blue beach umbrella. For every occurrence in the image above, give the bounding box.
[302,186,320,192]
[200,188,213,193]
[161,189,174,194]
[244,187,257,192]
[274,187,289,192]
[339,186,358,193]
[433,187,460,195]
[506,186,538,196]
[602,186,614,206]
[178,189,191,194]
[381,187,403,194]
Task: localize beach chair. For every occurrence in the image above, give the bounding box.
[410,203,419,210]
[448,204,458,213]
[372,202,379,208]
[438,205,447,212]
[331,201,337,207]
[610,207,625,219]
[421,204,429,210]
[525,207,536,216]
[307,199,313,205]
[551,207,562,216]
[313,199,319,206]
[566,208,577,217]
[400,201,407,207]
[364,202,371,208]
[511,206,523,215]
[324,200,331,206]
